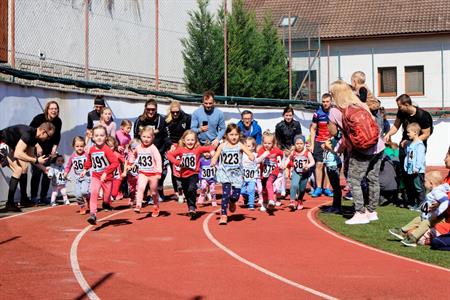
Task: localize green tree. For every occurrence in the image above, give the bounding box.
[227,0,259,97]
[252,13,289,98]
[181,0,223,94]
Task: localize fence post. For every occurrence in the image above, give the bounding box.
[224,0,228,98]
[10,0,15,68]
[155,0,159,90]
[288,11,292,100]
[84,0,89,80]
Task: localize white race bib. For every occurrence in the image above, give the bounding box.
[72,156,86,175]
[201,166,215,179]
[180,153,196,170]
[91,152,109,173]
[137,153,154,172]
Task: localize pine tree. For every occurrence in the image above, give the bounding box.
[181,0,223,94]
[252,13,289,99]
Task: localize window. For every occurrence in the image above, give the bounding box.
[0,0,7,63]
[293,70,317,101]
[378,67,397,96]
[405,66,424,95]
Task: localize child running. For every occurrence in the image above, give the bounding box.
[287,135,315,211]
[258,130,284,212]
[47,154,70,207]
[123,138,140,207]
[167,130,214,219]
[198,151,217,207]
[106,136,125,201]
[80,125,119,225]
[65,136,90,214]
[211,124,254,224]
[129,126,162,217]
[241,137,269,210]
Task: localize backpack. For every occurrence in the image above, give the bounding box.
[341,105,379,151]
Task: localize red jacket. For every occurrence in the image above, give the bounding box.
[84,144,119,180]
[167,145,214,178]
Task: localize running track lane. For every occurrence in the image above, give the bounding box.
[1,197,450,299]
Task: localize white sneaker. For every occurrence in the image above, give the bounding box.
[268,200,275,209]
[281,191,286,197]
[178,195,184,204]
[207,193,212,202]
[51,202,57,207]
[345,212,370,225]
[366,211,378,221]
[275,201,282,207]
[64,200,70,205]
[259,205,267,212]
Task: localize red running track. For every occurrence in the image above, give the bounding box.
[0,196,449,300]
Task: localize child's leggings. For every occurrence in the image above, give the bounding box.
[50,185,68,204]
[111,179,122,199]
[241,180,256,207]
[180,174,199,211]
[74,178,90,207]
[136,174,159,209]
[200,179,216,201]
[290,171,308,201]
[89,177,112,214]
[127,175,137,199]
[261,174,277,202]
[221,183,241,215]
[327,166,342,209]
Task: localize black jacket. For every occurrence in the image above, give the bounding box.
[29,113,62,154]
[133,114,172,154]
[166,111,191,144]
[275,120,302,150]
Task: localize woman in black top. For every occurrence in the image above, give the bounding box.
[29,100,63,204]
[165,100,191,198]
[275,106,302,150]
[133,99,172,201]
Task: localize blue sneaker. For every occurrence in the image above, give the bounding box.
[311,187,323,198]
[343,191,353,200]
[323,188,334,197]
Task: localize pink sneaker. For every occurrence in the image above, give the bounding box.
[198,195,205,204]
[345,212,370,225]
[297,200,304,210]
[211,200,217,207]
[366,211,379,221]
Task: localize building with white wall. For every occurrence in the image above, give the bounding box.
[246,0,450,110]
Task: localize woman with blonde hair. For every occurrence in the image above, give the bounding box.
[327,80,385,225]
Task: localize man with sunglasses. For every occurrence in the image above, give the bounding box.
[0,122,55,212]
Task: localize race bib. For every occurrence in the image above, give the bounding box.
[137,153,154,172]
[72,156,86,175]
[201,166,215,179]
[294,157,307,173]
[113,167,121,179]
[243,166,258,181]
[53,168,67,185]
[220,150,240,169]
[262,160,276,178]
[180,153,196,170]
[91,152,109,173]
[129,164,139,177]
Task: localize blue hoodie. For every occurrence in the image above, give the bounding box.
[237,120,262,145]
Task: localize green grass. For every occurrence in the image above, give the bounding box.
[317,200,450,269]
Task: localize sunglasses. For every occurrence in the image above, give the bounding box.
[171,111,180,115]
[146,108,156,112]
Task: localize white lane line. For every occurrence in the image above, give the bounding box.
[202,210,338,300]
[307,205,450,273]
[0,206,54,220]
[70,210,130,300]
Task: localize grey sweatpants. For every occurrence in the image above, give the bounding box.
[348,152,382,213]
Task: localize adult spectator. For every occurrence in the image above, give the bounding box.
[384,94,433,207]
[29,100,62,205]
[191,91,225,147]
[275,106,302,150]
[85,95,108,145]
[327,80,385,225]
[237,110,262,145]
[384,94,433,148]
[379,107,390,136]
[0,123,54,211]
[166,100,191,147]
[166,100,191,198]
[134,98,172,200]
[310,93,333,198]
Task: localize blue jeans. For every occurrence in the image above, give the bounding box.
[241,180,256,208]
[290,171,309,201]
[74,178,90,207]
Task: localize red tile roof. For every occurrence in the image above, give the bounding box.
[244,0,450,39]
